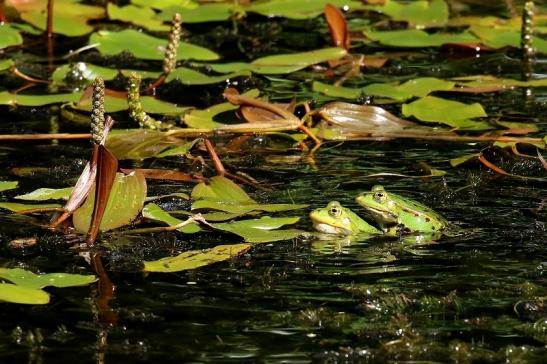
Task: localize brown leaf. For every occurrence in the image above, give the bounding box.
[478,154,509,175]
[240,101,295,123]
[86,145,118,245]
[324,4,349,50]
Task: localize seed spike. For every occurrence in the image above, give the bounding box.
[521,1,535,81]
[127,72,164,130]
[91,77,105,145]
[163,13,182,75]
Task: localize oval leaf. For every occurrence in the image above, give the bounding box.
[0,283,49,305]
[0,268,96,289]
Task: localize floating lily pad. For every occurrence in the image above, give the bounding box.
[402,96,491,130]
[0,59,14,72]
[73,171,147,233]
[247,0,365,20]
[362,0,449,27]
[0,24,23,49]
[470,25,547,53]
[159,3,237,23]
[51,63,120,86]
[0,91,82,106]
[89,29,219,61]
[11,0,104,36]
[210,217,304,243]
[0,268,96,289]
[313,78,456,101]
[142,203,201,233]
[0,202,62,212]
[143,243,250,273]
[364,29,477,47]
[15,187,73,201]
[165,67,251,85]
[455,75,547,89]
[0,283,49,305]
[107,3,169,31]
[0,181,18,193]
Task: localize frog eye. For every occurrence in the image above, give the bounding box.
[329,206,341,217]
[374,191,387,202]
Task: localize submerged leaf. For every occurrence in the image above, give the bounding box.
[0,268,96,289]
[143,243,251,273]
[73,171,147,233]
[89,29,219,61]
[402,96,491,130]
[0,283,49,305]
[15,187,73,201]
[0,181,18,193]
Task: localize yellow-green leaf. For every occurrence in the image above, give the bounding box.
[0,268,96,289]
[0,283,49,305]
[15,187,73,201]
[142,203,201,233]
[0,181,18,193]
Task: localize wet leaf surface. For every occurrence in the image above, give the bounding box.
[0,268,96,289]
[0,283,50,305]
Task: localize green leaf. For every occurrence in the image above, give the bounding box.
[132,0,198,11]
[17,0,104,37]
[51,62,119,86]
[0,91,82,106]
[165,67,251,85]
[159,3,237,23]
[0,268,96,289]
[143,243,250,272]
[191,176,253,202]
[73,171,147,233]
[362,0,449,27]
[142,203,201,233]
[313,78,456,101]
[73,94,191,114]
[155,139,200,158]
[15,187,73,201]
[0,283,49,305]
[210,217,304,243]
[364,29,478,47]
[250,47,347,74]
[183,89,260,129]
[107,3,169,31]
[192,199,308,214]
[450,153,480,167]
[455,75,547,89]
[0,59,14,72]
[402,96,491,130]
[248,0,365,20]
[0,202,62,212]
[0,24,23,49]
[0,181,18,193]
[470,26,547,53]
[89,29,219,61]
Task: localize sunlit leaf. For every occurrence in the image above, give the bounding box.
[9,0,104,36]
[251,47,347,73]
[364,29,477,47]
[165,67,251,85]
[470,25,547,53]
[0,268,96,289]
[15,187,73,201]
[107,3,169,31]
[0,59,14,72]
[106,129,189,160]
[313,78,455,101]
[143,243,250,273]
[142,203,201,233]
[89,29,219,61]
[155,139,200,158]
[159,3,237,23]
[210,217,304,243]
[192,199,308,214]
[132,0,198,11]
[362,0,449,27]
[0,91,82,106]
[455,75,547,90]
[74,94,191,114]
[192,176,252,202]
[0,181,18,193]
[402,96,491,130]
[450,153,481,167]
[0,24,23,49]
[51,63,119,86]
[248,0,365,20]
[0,202,62,212]
[184,89,260,128]
[73,171,147,233]
[0,283,49,305]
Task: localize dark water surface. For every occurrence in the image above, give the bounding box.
[1,1,547,363]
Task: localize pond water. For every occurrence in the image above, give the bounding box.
[1,1,547,363]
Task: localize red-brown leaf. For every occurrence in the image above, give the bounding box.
[324,4,349,50]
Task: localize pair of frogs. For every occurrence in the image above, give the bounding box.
[310,185,447,236]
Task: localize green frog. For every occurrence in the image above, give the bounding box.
[355,185,447,235]
[310,201,380,235]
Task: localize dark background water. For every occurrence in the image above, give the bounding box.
[1,0,547,362]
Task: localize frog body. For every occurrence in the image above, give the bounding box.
[310,201,380,235]
[356,185,447,235]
